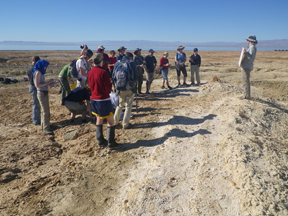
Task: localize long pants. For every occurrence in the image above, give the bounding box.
[29,86,40,124]
[241,68,251,99]
[114,90,134,129]
[59,78,71,103]
[191,65,200,84]
[136,71,143,93]
[37,93,50,132]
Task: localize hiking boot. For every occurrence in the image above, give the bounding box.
[161,86,165,89]
[168,85,173,90]
[107,126,121,149]
[96,125,108,148]
[146,90,150,94]
[182,82,188,87]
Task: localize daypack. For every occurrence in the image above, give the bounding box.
[69,58,82,78]
[113,60,133,91]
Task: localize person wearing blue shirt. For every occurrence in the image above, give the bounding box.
[175,45,188,87]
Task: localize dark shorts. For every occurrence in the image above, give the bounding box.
[176,65,187,77]
[91,99,114,119]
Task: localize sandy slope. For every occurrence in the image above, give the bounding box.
[0,50,288,215]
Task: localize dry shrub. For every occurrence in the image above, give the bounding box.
[210,76,221,82]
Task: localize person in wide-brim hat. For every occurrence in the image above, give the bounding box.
[177,45,185,51]
[116,46,127,61]
[134,48,142,55]
[240,35,258,100]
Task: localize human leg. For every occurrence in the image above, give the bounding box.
[191,65,195,84]
[195,66,200,85]
[123,91,134,129]
[241,68,251,99]
[114,92,125,125]
[182,67,188,86]
[29,86,40,125]
[37,93,51,134]
[137,71,143,94]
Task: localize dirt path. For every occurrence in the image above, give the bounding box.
[1,50,288,215]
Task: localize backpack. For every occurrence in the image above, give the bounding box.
[69,58,82,78]
[113,60,133,91]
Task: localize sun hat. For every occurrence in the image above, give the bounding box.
[149,49,155,53]
[96,48,104,53]
[163,52,169,57]
[246,35,257,43]
[94,53,103,64]
[134,48,142,55]
[98,45,105,49]
[193,48,198,52]
[177,45,185,51]
[118,46,127,52]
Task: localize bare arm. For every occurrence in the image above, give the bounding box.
[34,71,54,88]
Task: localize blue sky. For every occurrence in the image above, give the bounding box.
[0,0,287,43]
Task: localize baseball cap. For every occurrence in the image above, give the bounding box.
[194,48,198,52]
[149,49,155,53]
[94,53,103,64]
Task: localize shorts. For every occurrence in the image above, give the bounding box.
[91,99,114,119]
[161,69,168,80]
[145,72,154,84]
[176,65,187,77]
[64,100,87,114]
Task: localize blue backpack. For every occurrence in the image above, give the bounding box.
[113,60,133,91]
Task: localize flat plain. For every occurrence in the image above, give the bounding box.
[0,50,288,215]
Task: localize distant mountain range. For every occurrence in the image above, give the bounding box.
[1,39,288,47]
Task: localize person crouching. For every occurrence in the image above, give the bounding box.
[63,86,93,123]
[88,53,120,149]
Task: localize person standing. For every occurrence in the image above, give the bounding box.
[108,50,116,76]
[175,45,188,87]
[189,48,201,86]
[27,56,41,125]
[134,48,145,94]
[144,49,157,94]
[113,52,138,129]
[116,46,127,61]
[88,53,119,149]
[76,49,93,88]
[58,64,74,105]
[32,60,54,135]
[241,35,258,99]
[96,45,111,75]
[160,52,172,89]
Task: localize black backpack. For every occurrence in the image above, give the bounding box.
[69,58,82,78]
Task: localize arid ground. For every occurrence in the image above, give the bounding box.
[0,50,288,216]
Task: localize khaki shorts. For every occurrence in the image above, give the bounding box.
[145,72,154,84]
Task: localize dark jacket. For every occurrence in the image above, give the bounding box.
[189,54,201,66]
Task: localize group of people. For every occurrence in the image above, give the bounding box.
[27,34,257,148]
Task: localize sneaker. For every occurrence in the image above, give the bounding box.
[183,82,188,87]
[168,86,173,90]
[176,83,181,88]
[161,86,165,89]
[191,82,195,86]
[146,90,150,94]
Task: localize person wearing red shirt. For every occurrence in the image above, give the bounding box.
[96,45,110,73]
[108,50,116,74]
[88,53,119,149]
[160,52,172,89]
